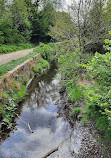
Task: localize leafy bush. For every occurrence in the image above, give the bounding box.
[87,52,111,86]
[86,34,111,143]
[33,58,49,73]
[0,99,16,130]
[33,42,57,61]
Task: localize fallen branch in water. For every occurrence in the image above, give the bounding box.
[14,112,33,133]
[27,122,33,133]
[41,147,58,158]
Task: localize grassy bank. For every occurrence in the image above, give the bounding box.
[0,43,35,54]
[0,49,38,77]
[0,43,57,77]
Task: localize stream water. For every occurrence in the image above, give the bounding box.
[0,63,83,158]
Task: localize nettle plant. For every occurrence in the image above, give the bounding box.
[86,31,111,130]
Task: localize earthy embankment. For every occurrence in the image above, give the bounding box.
[0,48,35,66]
[0,53,41,97]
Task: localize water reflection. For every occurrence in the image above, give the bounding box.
[0,64,83,158]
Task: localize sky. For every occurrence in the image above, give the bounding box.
[64,0,78,10]
[62,0,72,11]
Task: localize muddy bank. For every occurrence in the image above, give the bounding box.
[58,92,104,158]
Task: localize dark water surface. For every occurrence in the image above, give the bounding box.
[0,64,83,158]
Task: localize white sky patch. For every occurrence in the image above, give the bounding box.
[65,0,72,6]
[63,0,78,12]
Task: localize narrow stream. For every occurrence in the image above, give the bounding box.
[0,63,83,158]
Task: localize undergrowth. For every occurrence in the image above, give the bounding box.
[0,43,35,54]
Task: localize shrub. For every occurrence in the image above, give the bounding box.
[34,42,57,62]
[33,58,49,73]
[86,33,111,143]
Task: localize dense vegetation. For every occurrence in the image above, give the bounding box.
[1,0,111,53]
[0,43,35,54]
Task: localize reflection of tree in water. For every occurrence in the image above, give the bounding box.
[26,73,61,110]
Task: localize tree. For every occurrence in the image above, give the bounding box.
[31,2,55,43]
[85,0,107,53]
[105,0,111,33]
[10,0,31,42]
[66,0,108,53]
[49,11,75,41]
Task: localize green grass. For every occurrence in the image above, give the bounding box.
[70,107,81,116]
[12,85,27,103]
[33,58,50,73]
[67,85,84,102]
[0,50,39,77]
[0,43,35,54]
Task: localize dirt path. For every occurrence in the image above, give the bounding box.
[0,48,35,66]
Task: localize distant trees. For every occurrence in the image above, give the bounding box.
[31,2,55,43]
[0,0,62,44]
[0,0,31,44]
[0,0,111,51]
[67,0,110,53]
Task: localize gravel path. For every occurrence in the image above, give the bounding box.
[0,48,35,66]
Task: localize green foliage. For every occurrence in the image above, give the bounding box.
[31,2,55,43]
[22,74,29,85]
[13,85,27,103]
[87,52,111,86]
[0,91,9,102]
[96,117,109,133]
[49,11,75,41]
[81,117,88,125]
[33,58,49,73]
[0,0,60,45]
[0,99,16,130]
[0,43,35,54]
[57,40,85,107]
[86,35,111,143]
[67,83,84,102]
[70,107,81,116]
[0,0,31,45]
[34,42,57,61]
[58,49,81,81]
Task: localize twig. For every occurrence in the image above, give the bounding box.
[41,147,58,158]
[27,122,33,133]
[14,112,33,133]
